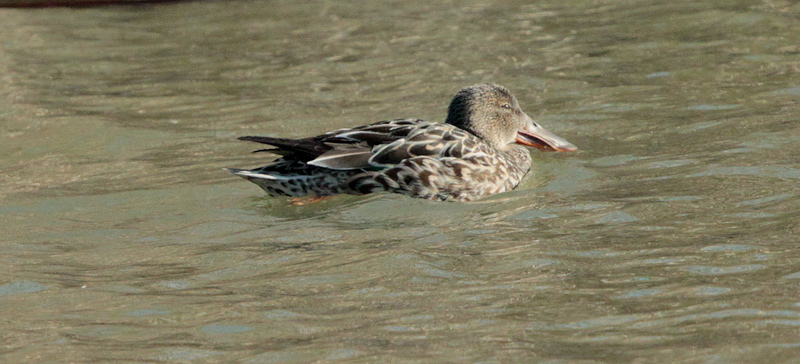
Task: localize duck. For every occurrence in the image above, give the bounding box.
[227,83,577,202]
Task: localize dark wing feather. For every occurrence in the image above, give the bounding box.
[324,131,396,145]
[237,136,331,161]
[252,148,287,155]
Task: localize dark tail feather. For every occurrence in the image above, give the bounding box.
[238,136,329,160]
[252,148,292,155]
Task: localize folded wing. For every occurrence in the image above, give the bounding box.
[239,119,483,171]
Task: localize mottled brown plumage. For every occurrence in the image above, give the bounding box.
[228,84,576,202]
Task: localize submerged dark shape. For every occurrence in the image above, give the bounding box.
[228,84,577,202]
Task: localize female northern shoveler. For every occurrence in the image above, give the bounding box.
[228,84,577,202]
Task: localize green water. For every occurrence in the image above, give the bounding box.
[1,1,799,362]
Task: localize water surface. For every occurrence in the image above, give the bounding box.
[1,0,800,363]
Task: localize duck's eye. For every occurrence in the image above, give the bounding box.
[501,104,512,109]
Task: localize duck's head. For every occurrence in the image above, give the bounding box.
[445,84,577,152]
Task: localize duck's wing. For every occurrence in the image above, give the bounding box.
[305,119,428,170]
[239,118,485,171]
[308,119,485,170]
[237,119,415,160]
[238,119,428,170]
[365,122,482,168]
